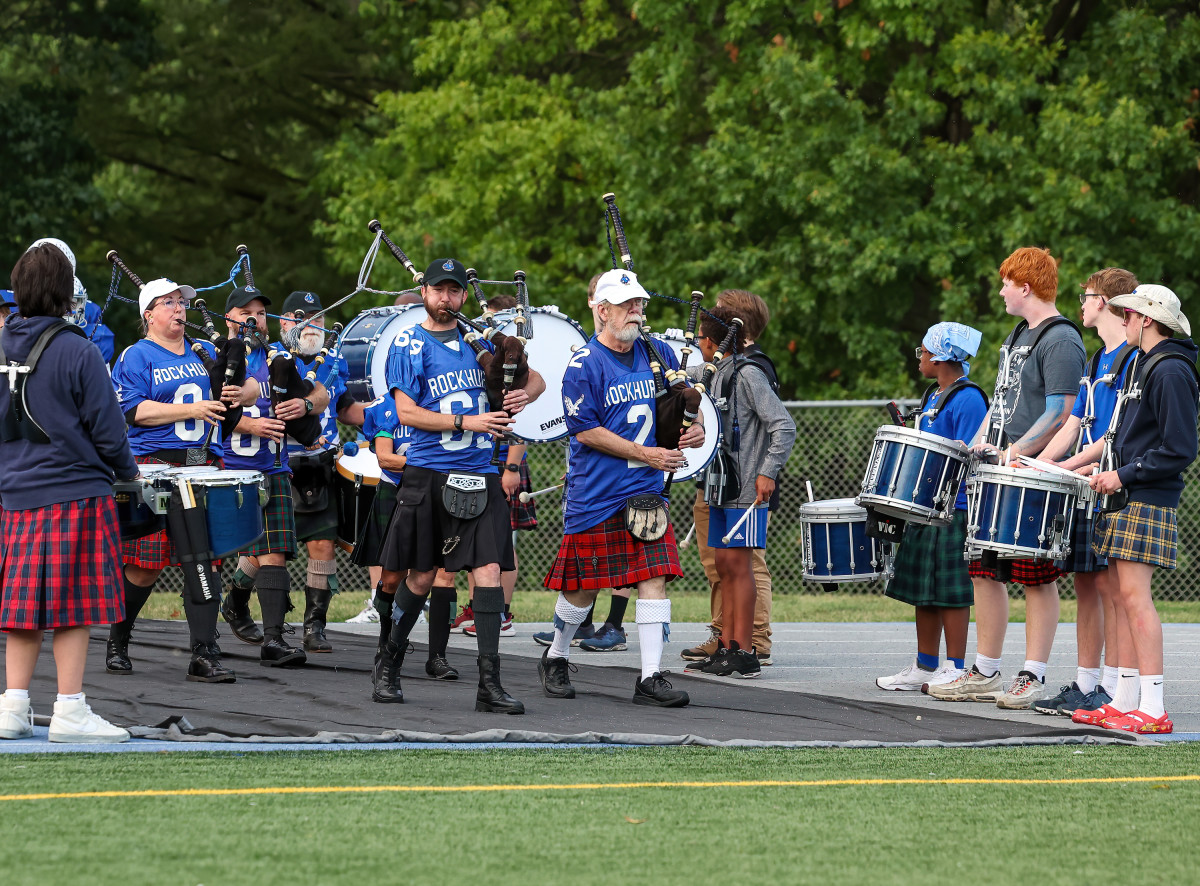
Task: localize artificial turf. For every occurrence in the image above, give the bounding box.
[1,744,1197,885]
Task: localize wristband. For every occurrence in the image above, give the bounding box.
[454,413,464,431]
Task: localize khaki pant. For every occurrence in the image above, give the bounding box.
[692,489,773,654]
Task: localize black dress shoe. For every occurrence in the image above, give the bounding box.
[475,653,524,714]
[187,643,236,683]
[372,644,405,703]
[303,625,333,653]
[260,634,306,667]
[425,655,459,680]
[538,648,576,699]
[302,587,333,652]
[633,672,690,708]
[221,600,263,645]
[105,638,133,675]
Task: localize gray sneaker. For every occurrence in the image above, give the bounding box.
[994,671,1046,710]
[926,665,1003,702]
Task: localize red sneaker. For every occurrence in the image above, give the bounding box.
[1071,703,1124,726]
[1100,710,1174,734]
[464,613,515,637]
[450,605,474,633]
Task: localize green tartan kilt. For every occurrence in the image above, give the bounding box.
[885,510,973,608]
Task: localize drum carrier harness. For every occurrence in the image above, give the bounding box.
[1,319,87,445]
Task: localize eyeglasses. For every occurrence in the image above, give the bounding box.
[914,347,931,359]
[1079,293,1102,305]
[1121,308,1144,325]
[153,298,188,311]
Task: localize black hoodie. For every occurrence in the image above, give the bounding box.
[1114,337,1200,508]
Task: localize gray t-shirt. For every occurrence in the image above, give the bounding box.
[999,318,1086,441]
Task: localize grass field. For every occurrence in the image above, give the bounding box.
[1,744,1198,885]
[137,589,1200,625]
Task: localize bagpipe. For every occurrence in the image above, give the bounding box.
[601,192,706,492]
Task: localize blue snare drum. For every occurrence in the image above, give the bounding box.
[857,425,969,526]
[161,467,268,559]
[965,463,1084,561]
[800,498,890,583]
[112,464,173,541]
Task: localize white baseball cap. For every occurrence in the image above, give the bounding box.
[139,277,198,314]
[591,268,650,306]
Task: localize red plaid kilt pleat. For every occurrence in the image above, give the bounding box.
[543,511,682,592]
[123,452,222,570]
[969,556,1062,586]
[1,496,124,630]
[508,460,538,531]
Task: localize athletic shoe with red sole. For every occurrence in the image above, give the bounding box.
[450,605,474,633]
[464,614,516,637]
[1100,709,1174,734]
[1071,703,1124,726]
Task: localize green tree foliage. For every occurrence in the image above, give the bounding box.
[320,0,1200,397]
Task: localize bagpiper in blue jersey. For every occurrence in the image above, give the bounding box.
[540,268,704,710]
[371,257,545,714]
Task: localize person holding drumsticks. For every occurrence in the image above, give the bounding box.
[538,269,703,707]
[875,322,987,691]
[1025,268,1140,716]
[106,277,256,683]
[930,247,1085,707]
[0,243,137,743]
[1074,285,1197,734]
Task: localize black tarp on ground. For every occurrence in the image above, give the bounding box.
[4,621,1132,746]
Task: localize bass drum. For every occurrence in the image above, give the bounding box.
[340,303,426,402]
[484,306,588,442]
[648,330,721,483]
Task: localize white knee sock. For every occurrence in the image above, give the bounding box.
[1076,667,1100,694]
[1139,675,1165,719]
[1102,665,1119,696]
[1112,668,1140,712]
[549,595,591,659]
[635,598,671,681]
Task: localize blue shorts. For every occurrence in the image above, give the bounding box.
[707,504,768,549]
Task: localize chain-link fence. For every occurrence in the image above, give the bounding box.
[166,401,1200,601]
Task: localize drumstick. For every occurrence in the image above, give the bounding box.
[518,483,563,503]
[805,480,815,503]
[721,505,761,545]
[678,521,697,550]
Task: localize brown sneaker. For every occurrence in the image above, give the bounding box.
[681,627,721,661]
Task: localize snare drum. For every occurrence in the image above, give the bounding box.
[648,330,722,482]
[965,463,1085,561]
[340,303,426,401]
[857,425,969,525]
[484,306,588,442]
[112,464,174,541]
[161,467,268,560]
[335,449,381,554]
[799,498,891,583]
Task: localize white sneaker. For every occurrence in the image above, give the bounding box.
[0,693,34,740]
[346,598,379,624]
[48,696,130,744]
[876,660,935,691]
[500,614,516,637]
[922,663,967,693]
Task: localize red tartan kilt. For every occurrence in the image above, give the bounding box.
[122,453,222,570]
[1,496,125,630]
[969,556,1062,586]
[508,460,538,531]
[543,511,682,592]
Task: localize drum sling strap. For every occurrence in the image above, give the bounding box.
[992,316,1083,447]
[0,320,86,445]
[917,378,990,421]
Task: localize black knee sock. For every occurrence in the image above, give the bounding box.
[257,566,291,637]
[385,581,429,654]
[427,586,456,659]
[471,586,504,657]
[111,571,155,638]
[183,594,220,648]
[374,582,395,650]
[581,602,595,631]
[605,594,629,630]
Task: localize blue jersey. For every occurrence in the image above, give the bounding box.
[562,336,681,533]
[112,338,223,458]
[279,345,349,455]
[385,325,496,474]
[916,381,988,511]
[83,301,115,364]
[1071,343,1136,446]
[224,347,289,475]
[362,396,411,485]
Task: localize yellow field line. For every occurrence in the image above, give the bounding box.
[1,774,1198,802]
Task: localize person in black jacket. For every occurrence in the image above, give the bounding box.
[1076,284,1198,735]
[0,243,138,744]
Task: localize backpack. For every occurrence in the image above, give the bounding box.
[0,319,87,445]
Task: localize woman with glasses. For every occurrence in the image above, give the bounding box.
[106,278,255,684]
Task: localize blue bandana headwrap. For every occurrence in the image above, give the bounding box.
[922,322,982,376]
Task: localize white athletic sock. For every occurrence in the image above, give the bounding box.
[56,692,84,703]
[1076,667,1100,694]
[974,654,1001,677]
[1022,660,1047,682]
[1139,675,1165,719]
[549,595,591,659]
[4,689,30,700]
[635,599,671,681]
[1112,668,1140,712]
[1102,665,1119,696]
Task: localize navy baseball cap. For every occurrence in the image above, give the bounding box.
[224,284,271,313]
[422,258,469,289]
[281,290,322,315]
[0,290,16,310]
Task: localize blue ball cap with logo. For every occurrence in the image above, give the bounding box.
[282,290,323,315]
[422,258,469,290]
